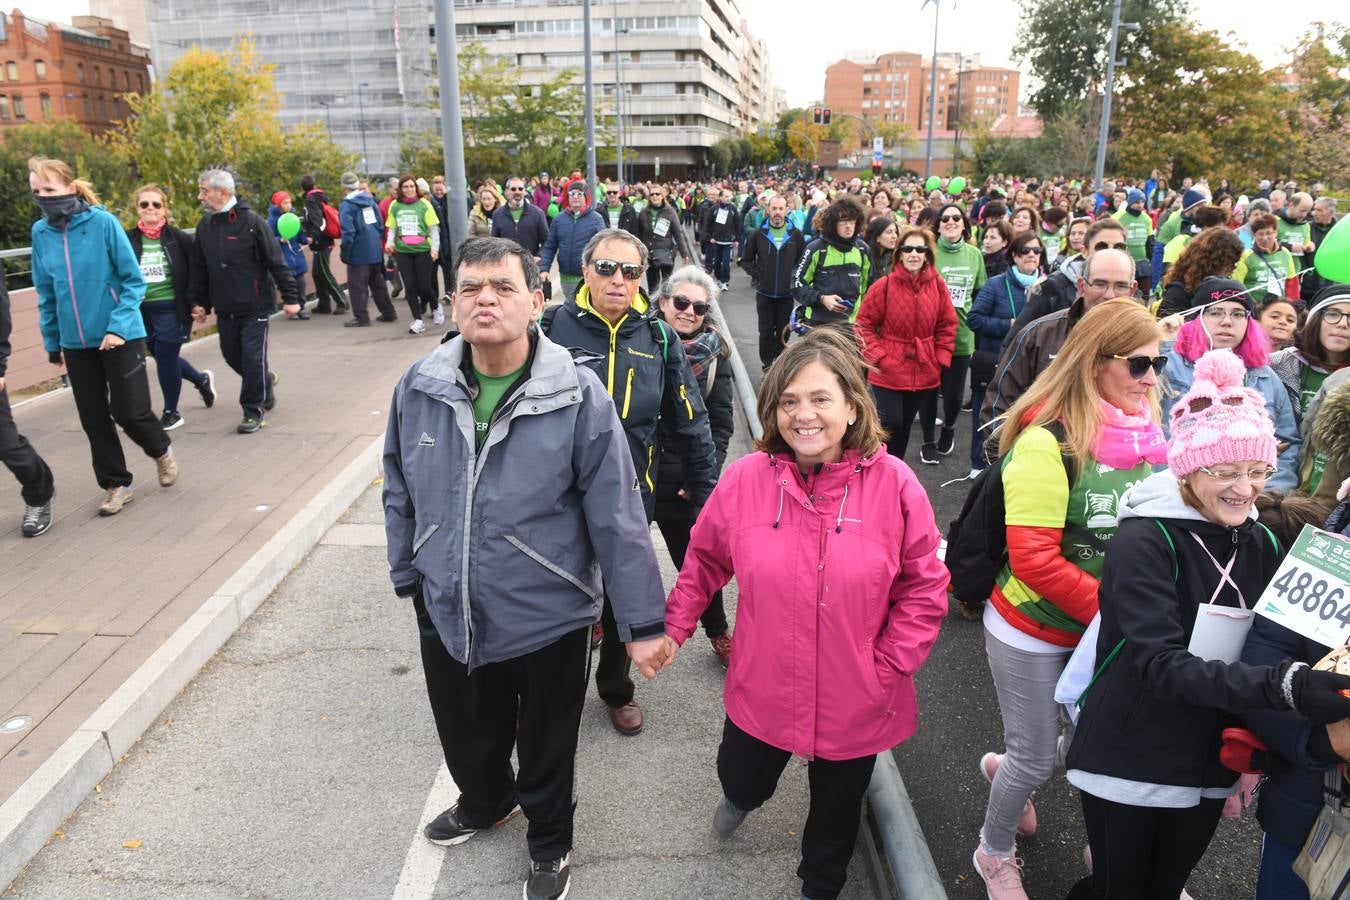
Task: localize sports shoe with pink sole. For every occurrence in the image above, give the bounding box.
[979,752,1038,837]
[973,846,1028,900]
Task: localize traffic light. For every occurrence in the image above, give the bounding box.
[822,108,832,126]
[812,107,823,124]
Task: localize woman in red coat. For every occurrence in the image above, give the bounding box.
[853,225,958,461]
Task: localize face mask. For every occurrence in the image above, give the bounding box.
[35,193,86,228]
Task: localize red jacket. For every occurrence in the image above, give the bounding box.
[854,264,957,392]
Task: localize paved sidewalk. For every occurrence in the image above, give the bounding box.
[0,308,443,883]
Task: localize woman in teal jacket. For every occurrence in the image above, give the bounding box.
[29,157,174,516]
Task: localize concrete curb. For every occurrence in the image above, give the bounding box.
[0,434,386,890]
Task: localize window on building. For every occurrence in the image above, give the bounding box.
[77,62,85,83]
[137,72,145,92]
[97,95,105,119]
[5,61,16,80]
[82,94,91,117]
[94,66,101,86]
[12,93,25,118]
[34,59,47,79]
[40,91,51,116]
[122,70,129,89]
[0,95,8,119]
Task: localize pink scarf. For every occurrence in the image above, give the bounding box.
[1092,400,1168,469]
[137,220,165,240]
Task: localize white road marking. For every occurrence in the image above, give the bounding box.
[391,763,459,900]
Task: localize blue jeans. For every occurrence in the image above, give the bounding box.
[1255,832,1310,900]
[141,302,205,416]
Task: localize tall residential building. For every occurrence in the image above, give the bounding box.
[823,50,1019,147]
[0,9,150,134]
[452,0,776,177]
[147,0,435,176]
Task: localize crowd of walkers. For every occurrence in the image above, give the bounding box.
[6,156,1350,900]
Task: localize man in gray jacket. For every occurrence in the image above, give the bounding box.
[383,237,670,900]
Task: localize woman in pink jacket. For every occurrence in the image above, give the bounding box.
[663,328,950,900]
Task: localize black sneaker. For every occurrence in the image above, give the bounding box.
[344,318,370,328]
[22,499,53,538]
[919,442,940,465]
[937,427,956,455]
[376,314,399,323]
[198,370,217,408]
[961,396,974,412]
[423,801,521,847]
[237,416,265,434]
[160,410,185,431]
[524,852,571,900]
[263,372,278,411]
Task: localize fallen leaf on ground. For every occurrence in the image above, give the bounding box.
[121,839,142,849]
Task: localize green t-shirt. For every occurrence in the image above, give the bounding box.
[510,207,523,223]
[1276,214,1311,261]
[1157,211,1182,246]
[607,205,623,229]
[1234,247,1296,306]
[933,238,988,357]
[1112,209,1154,262]
[471,363,524,449]
[138,237,176,303]
[385,198,439,254]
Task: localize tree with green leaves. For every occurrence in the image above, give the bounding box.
[107,38,354,224]
[1015,0,1189,121]
[1278,22,1350,189]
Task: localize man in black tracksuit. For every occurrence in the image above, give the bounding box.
[300,174,348,315]
[740,194,805,369]
[701,189,741,288]
[191,170,301,433]
[0,279,56,535]
[541,228,716,738]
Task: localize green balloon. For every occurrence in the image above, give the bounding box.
[1314,213,1350,283]
[277,212,301,240]
[948,176,967,194]
[924,175,941,191]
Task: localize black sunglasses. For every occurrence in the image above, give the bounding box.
[591,258,644,280]
[139,200,163,209]
[1092,240,1128,252]
[1103,354,1167,378]
[671,295,710,315]
[1014,245,1042,256]
[899,245,928,254]
[939,214,964,223]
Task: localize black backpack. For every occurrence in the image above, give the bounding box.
[945,420,1104,618]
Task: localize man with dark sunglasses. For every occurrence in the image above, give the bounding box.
[599,181,641,238]
[541,228,716,738]
[1004,217,1130,349]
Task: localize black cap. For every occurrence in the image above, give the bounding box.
[1189,276,1253,314]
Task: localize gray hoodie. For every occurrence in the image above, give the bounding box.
[382,331,667,669]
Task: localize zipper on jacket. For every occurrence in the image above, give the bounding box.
[62,233,87,346]
[621,368,634,419]
[645,446,655,493]
[679,383,694,419]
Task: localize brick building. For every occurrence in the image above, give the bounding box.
[0,9,150,134]
[823,51,1018,149]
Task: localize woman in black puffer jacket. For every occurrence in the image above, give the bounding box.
[653,265,736,666]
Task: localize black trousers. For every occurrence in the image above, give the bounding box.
[654,503,728,637]
[0,386,54,505]
[646,263,673,294]
[62,341,169,489]
[416,595,590,862]
[310,245,346,312]
[396,252,439,320]
[346,262,397,323]
[871,385,938,462]
[216,312,271,419]
[595,593,634,708]
[718,717,875,900]
[755,293,793,370]
[1065,793,1224,900]
[938,355,971,437]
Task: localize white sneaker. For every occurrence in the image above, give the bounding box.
[409,319,426,335]
[432,307,445,326]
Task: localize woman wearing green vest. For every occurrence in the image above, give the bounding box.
[972,299,1167,899]
[1233,212,1300,306]
[384,174,443,334]
[928,203,987,463]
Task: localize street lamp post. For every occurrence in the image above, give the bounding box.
[1093,0,1138,189]
[922,0,941,180]
[614,0,624,184]
[356,82,371,178]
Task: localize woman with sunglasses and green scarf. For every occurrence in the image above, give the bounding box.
[928,203,988,464]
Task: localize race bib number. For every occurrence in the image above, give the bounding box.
[1254,525,1350,648]
[398,211,421,238]
[362,207,378,226]
[653,217,671,237]
[715,209,729,225]
[140,262,166,283]
[1267,274,1283,297]
[948,284,968,309]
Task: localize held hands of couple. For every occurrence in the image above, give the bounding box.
[628,634,680,679]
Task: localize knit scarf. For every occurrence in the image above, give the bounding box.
[1093,399,1168,468]
[681,327,723,384]
[938,236,964,252]
[137,220,166,240]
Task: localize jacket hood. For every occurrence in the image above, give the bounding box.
[1061,254,1085,282]
[1118,469,1257,524]
[1313,372,1350,469]
[346,191,378,208]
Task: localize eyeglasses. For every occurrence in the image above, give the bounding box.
[899,245,928,255]
[1197,465,1277,486]
[605,190,620,196]
[939,214,964,223]
[671,295,710,315]
[1201,307,1250,322]
[591,258,644,280]
[1085,279,1135,294]
[1320,308,1348,325]
[1014,245,1042,256]
[1091,240,1128,252]
[138,200,164,209]
[1103,353,1167,378]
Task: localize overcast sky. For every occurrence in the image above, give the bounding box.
[35,0,1340,108]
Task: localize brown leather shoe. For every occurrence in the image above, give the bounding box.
[608,701,643,736]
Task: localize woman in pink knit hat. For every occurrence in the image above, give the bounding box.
[1063,348,1350,900]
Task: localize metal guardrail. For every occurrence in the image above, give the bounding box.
[709,291,947,900]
